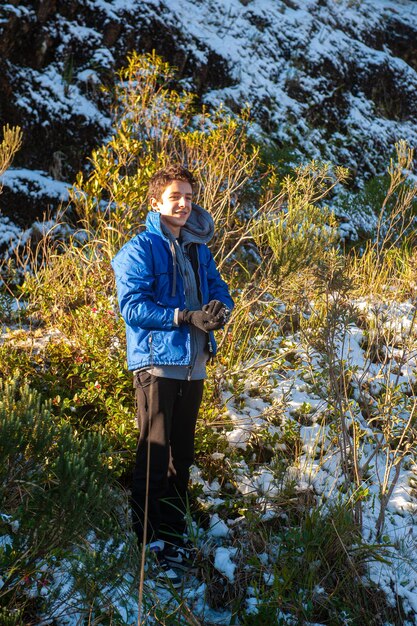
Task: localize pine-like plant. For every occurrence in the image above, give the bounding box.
[0,377,129,619]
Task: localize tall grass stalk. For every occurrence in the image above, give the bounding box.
[0,124,22,184]
[375,140,417,254]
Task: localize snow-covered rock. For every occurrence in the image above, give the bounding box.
[0,0,416,235]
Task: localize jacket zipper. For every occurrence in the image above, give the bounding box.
[194,243,212,368]
[149,332,153,367]
[183,242,199,379]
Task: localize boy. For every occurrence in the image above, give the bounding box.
[111,164,233,587]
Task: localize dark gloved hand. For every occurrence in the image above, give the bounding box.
[203,300,230,328]
[202,300,225,318]
[204,316,224,331]
[178,309,215,333]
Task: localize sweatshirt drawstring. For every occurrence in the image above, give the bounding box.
[170,240,177,297]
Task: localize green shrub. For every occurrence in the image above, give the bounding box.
[240,503,395,625]
[0,377,131,618]
[253,161,347,285]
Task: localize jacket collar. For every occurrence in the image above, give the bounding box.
[145,203,214,245]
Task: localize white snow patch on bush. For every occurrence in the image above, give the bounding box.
[214,546,237,582]
[209,513,230,538]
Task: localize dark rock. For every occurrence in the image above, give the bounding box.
[103,21,122,47]
[37,0,57,24]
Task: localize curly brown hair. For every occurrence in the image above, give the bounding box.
[147,164,195,202]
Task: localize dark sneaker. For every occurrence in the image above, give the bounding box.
[163,540,199,572]
[148,541,182,589]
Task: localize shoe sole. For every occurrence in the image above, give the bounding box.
[164,559,199,574]
[154,579,182,589]
[146,575,182,590]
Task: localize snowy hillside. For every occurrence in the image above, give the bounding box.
[0,0,416,241]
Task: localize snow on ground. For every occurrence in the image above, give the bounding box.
[14,66,107,127]
[186,294,417,623]
[2,294,413,624]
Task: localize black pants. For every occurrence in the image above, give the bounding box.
[131,371,204,546]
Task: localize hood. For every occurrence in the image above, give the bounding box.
[145,203,214,244]
[181,203,214,245]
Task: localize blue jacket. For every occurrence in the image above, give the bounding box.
[111,205,234,371]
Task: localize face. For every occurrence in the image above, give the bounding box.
[150,180,193,237]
